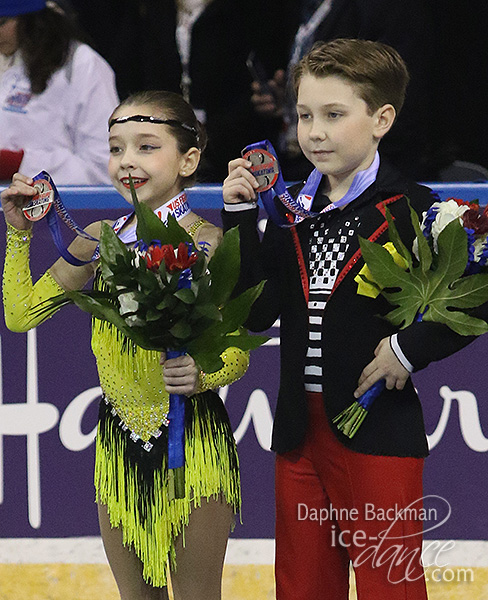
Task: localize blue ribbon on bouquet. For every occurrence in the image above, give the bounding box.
[242,140,379,228]
[166,268,193,498]
[32,171,100,266]
[166,347,186,471]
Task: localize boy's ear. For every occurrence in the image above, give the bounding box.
[373,104,396,140]
[179,147,201,177]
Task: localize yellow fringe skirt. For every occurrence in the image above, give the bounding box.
[94,391,241,587]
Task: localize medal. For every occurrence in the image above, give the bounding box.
[28,170,99,266]
[242,140,379,228]
[22,179,54,222]
[242,147,279,192]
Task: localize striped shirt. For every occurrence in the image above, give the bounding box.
[304,214,361,391]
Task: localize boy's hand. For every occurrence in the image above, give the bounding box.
[161,353,199,396]
[223,158,260,204]
[1,172,36,231]
[354,337,409,398]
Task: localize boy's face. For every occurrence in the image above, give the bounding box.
[296,74,387,186]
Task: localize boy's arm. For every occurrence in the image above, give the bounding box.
[358,183,488,384]
[354,324,482,398]
[222,158,282,331]
[222,204,282,332]
[395,321,478,372]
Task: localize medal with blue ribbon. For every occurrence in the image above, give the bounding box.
[22,172,195,266]
[23,171,99,266]
[241,140,379,227]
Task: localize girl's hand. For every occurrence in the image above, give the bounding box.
[223,158,260,204]
[0,173,36,231]
[354,337,409,398]
[161,353,199,396]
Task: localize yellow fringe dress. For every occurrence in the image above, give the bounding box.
[3,223,247,587]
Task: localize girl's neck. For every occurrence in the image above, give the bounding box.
[118,190,199,235]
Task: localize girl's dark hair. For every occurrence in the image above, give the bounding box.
[17,5,85,94]
[112,91,208,187]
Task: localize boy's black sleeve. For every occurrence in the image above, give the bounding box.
[221,207,282,332]
[396,321,478,372]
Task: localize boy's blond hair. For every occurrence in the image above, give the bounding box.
[292,38,410,117]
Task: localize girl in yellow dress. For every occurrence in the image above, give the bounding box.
[2,90,247,600]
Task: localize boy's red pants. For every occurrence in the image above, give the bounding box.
[275,392,428,600]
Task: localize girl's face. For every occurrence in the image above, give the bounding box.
[0,17,19,56]
[108,104,200,211]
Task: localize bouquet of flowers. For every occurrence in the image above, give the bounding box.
[333,197,488,438]
[35,177,268,496]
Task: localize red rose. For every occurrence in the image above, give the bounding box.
[144,243,198,272]
[171,242,198,272]
[450,197,478,209]
[462,207,488,235]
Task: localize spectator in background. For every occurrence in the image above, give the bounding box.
[0,0,118,184]
[70,0,295,181]
[429,0,488,177]
[250,0,439,182]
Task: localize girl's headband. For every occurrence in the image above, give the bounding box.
[108,114,199,144]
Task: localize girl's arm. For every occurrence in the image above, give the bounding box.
[161,347,250,396]
[2,173,100,332]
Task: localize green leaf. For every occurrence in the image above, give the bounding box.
[187,281,266,356]
[158,256,167,279]
[408,202,432,273]
[190,329,269,374]
[423,304,488,336]
[359,236,412,289]
[129,175,193,246]
[99,222,131,283]
[146,309,163,322]
[191,253,207,280]
[207,227,241,306]
[156,295,177,310]
[218,280,266,334]
[433,219,468,285]
[174,287,196,304]
[164,213,194,247]
[193,303,222,321]
[384,204,414,270]
[361,209,488,335]
[192,351,225,374]
[447,274,488,308]
[221,330,270,351]
[169,320,192,339]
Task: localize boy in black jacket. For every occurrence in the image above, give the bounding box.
[223,39,467,599]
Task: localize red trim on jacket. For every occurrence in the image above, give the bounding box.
[291,195,404,302]
[288,213,310,303]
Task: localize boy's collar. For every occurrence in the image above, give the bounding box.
[313,151,380,211]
